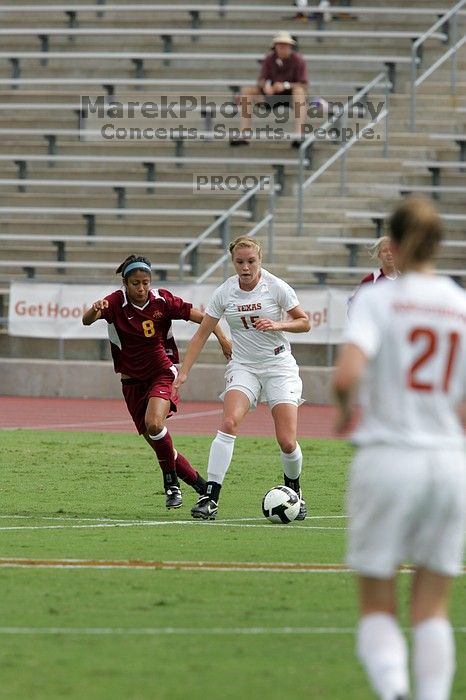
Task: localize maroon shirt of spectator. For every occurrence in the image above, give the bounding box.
[232,31,309,146]
[259,50,308,88]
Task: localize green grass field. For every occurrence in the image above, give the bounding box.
[0,430,465,699]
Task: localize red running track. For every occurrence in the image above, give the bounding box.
[0,396,338,439]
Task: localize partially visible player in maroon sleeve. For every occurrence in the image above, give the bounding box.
[348,236,400,315]
[83,254,232,511]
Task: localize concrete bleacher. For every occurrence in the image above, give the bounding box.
[429,133,466,160]
[402,159,466,186]
[0,0,465,381]
[344,209,466,236]
[0,259,191,281]
[0,154,303,198]
[0,3,461,24]
[1,52,415,97]
[287,263,466,286]
[315,234,466,266]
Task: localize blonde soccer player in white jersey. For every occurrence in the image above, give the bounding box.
[171,235,310,520]
[333,198,466,700]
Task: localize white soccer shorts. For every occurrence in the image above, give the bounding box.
[221,362,303,409]
[346,445,466,578]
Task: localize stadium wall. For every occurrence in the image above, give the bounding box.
[0,359,334,405]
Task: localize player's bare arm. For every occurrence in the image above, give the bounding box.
[457,400,466,428]
[82,298,109,325]
[333,343,367,434]
[189,308,232,360]
[253,305,310,333]
[171,313,220,399]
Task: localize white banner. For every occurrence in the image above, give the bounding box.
[295,287,351,344]
[8,282,352,343]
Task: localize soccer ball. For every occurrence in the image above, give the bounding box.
[262,486,300,524]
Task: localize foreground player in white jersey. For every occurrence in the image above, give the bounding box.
[333,198,466,700]
[171,235,310,520]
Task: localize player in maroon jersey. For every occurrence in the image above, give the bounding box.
[348,236,400,315]
[359,236,400,287]
[82,254,231,510]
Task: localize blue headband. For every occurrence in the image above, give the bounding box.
[122,261,151,277]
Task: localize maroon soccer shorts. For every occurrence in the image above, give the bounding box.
[121,369,179,434]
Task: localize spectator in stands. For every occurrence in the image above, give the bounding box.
[333,197,466,700]
[171,236,310,521]
[294,0,309,21]
[347,236,400,313]
[231,31,308,148]
[294,0,332,25]
[82,254,231,512]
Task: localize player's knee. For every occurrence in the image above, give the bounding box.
[146,419,165,436]
[221,417,239,435]
[278,438,296,454]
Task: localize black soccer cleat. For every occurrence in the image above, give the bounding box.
[191,496,218,520]
[165,486,182,509]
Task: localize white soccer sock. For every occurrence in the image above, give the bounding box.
[358,613,410,700]
[148,427,167,440]
[280,444,302,480]
[207,430,236,485]
[413,617,455,700]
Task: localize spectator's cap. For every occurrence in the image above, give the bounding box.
[271,32,296,47]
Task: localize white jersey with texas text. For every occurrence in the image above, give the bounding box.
[345,273,466,448]
[205,268,302,367]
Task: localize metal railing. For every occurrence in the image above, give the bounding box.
[178,178,276,283]
[410,0,466,131]
[297,71,390,235]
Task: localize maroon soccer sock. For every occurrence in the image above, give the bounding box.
[148,428,176,473]
[175,451,201,487]
[147,429,204,492]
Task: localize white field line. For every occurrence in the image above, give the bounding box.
[0,515,141,522]
[0,521,345,531]
[0,513,347,532]
[0,408,222,431]
[0,514,347,522]
[0,626,356,636]
[0,626,465,636]
[171,408,223,420]
[0,419,133,431]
